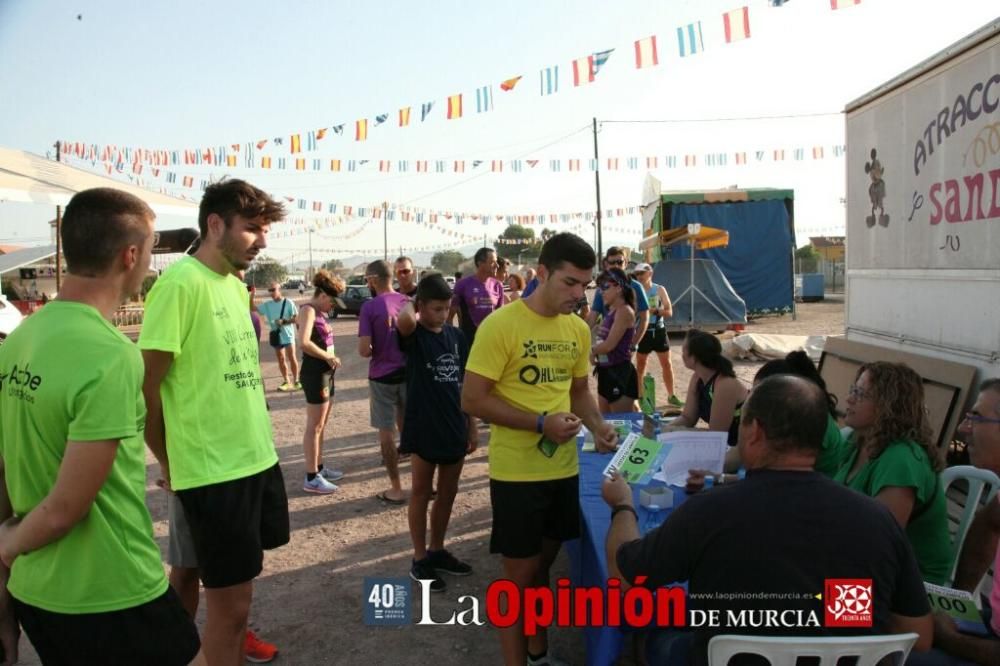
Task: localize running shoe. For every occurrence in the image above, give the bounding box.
[410,558,446,593]
[303,474,338,494]
[294,381,303,390]
[277,382,293,392]
[319,467,344,482]
[427,549,472,576]
[667,394,685,407]
[245,630,278,663]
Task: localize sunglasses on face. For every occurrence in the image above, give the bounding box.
[396,268,413,275]
[268,288,278,293]
[606,259,625,267]
[599,281,619,291]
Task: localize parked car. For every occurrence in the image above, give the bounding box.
[0,294,24,345]
[331,285,372,318]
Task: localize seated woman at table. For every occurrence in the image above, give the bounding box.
[669,330,747,446]
[686,351,848,491]
[834,361,951,584]
[590,268,639,413]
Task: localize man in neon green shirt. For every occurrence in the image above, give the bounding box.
[140,179,289,665]
[462,233,618,666]
[0,188,203,665]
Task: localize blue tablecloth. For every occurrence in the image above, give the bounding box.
[565,427,687,666]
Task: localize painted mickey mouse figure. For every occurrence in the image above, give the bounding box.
[864,148,889,227]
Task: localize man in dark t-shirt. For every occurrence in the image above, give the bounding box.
[603,375,933,665]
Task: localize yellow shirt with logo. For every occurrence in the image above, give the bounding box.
[465,299,590,481]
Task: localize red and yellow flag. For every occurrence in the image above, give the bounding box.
[399,107,411,127]
[356,119,368,141]
[447,94,463,119]
[290,134,302,153]
[500,76,522,91]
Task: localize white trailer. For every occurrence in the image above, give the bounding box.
[845,19,1000,380]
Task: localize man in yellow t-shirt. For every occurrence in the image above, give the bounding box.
[0,188,203,665]
[140,179,289,666]
[463,233,618,666]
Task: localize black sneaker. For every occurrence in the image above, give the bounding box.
[427,549,473,576]
[410,558,446,592]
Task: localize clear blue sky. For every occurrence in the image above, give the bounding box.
[1,0,996,264]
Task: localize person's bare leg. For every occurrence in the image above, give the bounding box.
[428,460,463,551]
[303,403,326,474]
[598,395,611,413]
[527,538,562,657]
[274,348,289,385]
[498,555,542,665]
[169,565,201,618]
[285,345,299,384]
[635,352,649,394]
[408,455,435,560]
[203,581,253,666]
[379,428,405,500]
[316,396,333,470]
[657,349,675,397]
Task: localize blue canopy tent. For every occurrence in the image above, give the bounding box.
[641,188,796,318]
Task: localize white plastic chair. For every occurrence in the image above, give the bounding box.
[941,465,1000,589]
[708,633,919,666]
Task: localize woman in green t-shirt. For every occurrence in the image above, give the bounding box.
[834,361,951,584]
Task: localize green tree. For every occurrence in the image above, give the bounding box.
[431,250,466,275]
[245,255,287,287]
[321,258,343,271]
[795,244,820,273]
[495,225,537,257]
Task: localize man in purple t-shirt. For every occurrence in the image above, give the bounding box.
[448,247,503,344]
[358,260,410,504]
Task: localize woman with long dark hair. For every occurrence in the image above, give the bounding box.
[834,361,949,583]
[670,329,747,445]
[590,268,639,413]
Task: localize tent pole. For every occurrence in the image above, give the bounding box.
[689,238,695,326]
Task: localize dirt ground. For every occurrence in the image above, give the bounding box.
[14,296,845,666]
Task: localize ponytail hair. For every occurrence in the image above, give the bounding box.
[755,350,838,417]
[312,269,345,297]
[684,329,735,378]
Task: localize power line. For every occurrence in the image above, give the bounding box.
[601,112,842,124]
[402,123,592,206]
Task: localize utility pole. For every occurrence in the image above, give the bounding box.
[308,229,313,281]
[383,201,389,261]
[54,141,62,293]
[592,117,604,260]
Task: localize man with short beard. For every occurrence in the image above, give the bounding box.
[394,255,418,298]
[140,179,290,665]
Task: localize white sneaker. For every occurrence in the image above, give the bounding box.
[319,467,344,482]
[303,474,338,494]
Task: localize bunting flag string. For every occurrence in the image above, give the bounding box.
[71,142,847,176]
[63,154,654,230]
[58,2,863,162]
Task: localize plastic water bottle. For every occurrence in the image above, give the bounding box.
[642,504,664,533]
[641,373,656,415]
